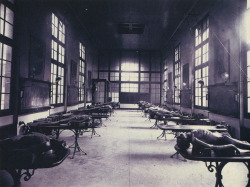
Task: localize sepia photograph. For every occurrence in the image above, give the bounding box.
[0,0,250,186]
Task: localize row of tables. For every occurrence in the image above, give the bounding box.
[141,104,227,137]
[26,104,114,159]
[7,102,118,184]
[138,101,250,187]
[2,103,118,185]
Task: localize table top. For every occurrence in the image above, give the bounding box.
[175,145,250,162]
[91,114,109,118]
[159,117,214,125]
[29,114,90,128]
[29,124,87,130]
[160,116,192,120]
[157,124,228,132]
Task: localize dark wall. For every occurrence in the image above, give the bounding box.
[208,83,239,117]
[162,0,243,112]
[161,0,246,138]
[14,0,98,110]
[0,1,99,136]
[0,125,16,139]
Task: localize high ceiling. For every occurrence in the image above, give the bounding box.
[68,0,199,50]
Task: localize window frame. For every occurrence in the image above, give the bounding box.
[163,61,168,103]
[121,83,138,93]
[173,44,181,104]
[78,42,86,103]
[98,51,162,104]
[194,16,209,109]
[50,13,66,106]
[0,1,14,116]
[245,2,250,117]
[109,82,119,102]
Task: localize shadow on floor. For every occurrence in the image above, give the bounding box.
[118,153,176,161]
[121,126,158,130]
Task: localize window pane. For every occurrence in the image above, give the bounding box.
[80,43,86,60]
[3,44,12,61]
[2,77,10,93]
[248,98,250,113]
[247,51,250,67]
[140,73,149,82]
[51,40,57,60]
[140,84,149,93]
[0,19,4,35]
[0,43,2,58]
[140,64,149,71]
[151,73,160,82]
[1,94,9,109]
[0,4,4,19]
[2,61,11,77]
[121,62,139,71]
[121,72,138,81]
[247,82,250,98]
[52,13,58,38]
[248,50,250,112]
[202,43,209,63]
[110,72,119,81]
[121,83,138,92]
[6,7,13,24]
[4,22,13,39]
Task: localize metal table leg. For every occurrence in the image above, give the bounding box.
[91,127,101,138]
[244,162,250,187]
[69,129,87,159]
[157,130,167,140]
[170,151,187,161]
[205,161,227,187]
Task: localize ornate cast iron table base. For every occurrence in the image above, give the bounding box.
[205,161,250,187]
